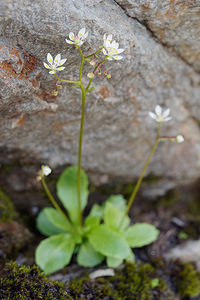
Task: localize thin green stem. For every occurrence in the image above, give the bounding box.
[77,91,86,227]
[84,47,103,59]
[120,123,161,227]
[54,73,79,84]
[76,46,86,227]
[41,175,76,233]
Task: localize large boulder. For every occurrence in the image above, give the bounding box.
[0,0,200,192]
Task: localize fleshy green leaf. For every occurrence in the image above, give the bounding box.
[57,166,89,225]
[106,194,127,211]
[88,225,130,259]
[124,223,160,248]
[37,208,65,236]
[125,250,135,263]
[104,202,130,231]
[106,256,123,268]
[84,215,100,232]
[88,204,104,219]
[44,207,73,232]
[35,233,75,274]
[77,240,104,267]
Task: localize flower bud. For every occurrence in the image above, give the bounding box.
[176,135,184,143]
[42,165,52,176]
[51,90,58,96]
[87,72,94,79]
[90,60,96,66]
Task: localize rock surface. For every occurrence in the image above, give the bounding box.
[0,0,200,191]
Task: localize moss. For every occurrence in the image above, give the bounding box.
[0,261,72,300]
[67,262,172,300]
[0,187,16,221]
[174,261,200,298]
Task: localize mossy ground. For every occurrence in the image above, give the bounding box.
[0,262,72,300]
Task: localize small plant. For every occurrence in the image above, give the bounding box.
[36,28,184,274]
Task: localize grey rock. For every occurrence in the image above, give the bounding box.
[166,239,200,270]
[0,0,200,193]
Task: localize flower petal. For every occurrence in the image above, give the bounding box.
[82,31,88,39]
[113,55,123,60]
[115,48,124,54]
[54,54,61,63]
[66,39,74,44]
[44,62,50,69]
[49,70,55,74]
[107,34,112,42]
[57,67,65,71]
[78,28,85,37]
[163,108,170,118]
[155,105,162,116]
[163,116,172,122]
[69,32,75,41]
[149,112,157,120]
[47,53,53,65]
[59,58,67,66]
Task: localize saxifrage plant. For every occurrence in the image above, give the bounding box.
[35,28,184,274]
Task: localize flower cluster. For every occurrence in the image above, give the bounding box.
[44,28,124,76]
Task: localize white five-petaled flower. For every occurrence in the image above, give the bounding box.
[176,135,184,143]
[149,105,172,123]
[103,34,124,60]
[66,28,88,46]
[42,165,52,176]
[44,53,67,74]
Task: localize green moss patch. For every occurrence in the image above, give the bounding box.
[68,262,173,300]
[0,262,72,300]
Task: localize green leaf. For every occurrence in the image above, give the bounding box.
[106,194,127,211]
[37,208,65,236]
[57,166,89,225]
[88,204,104,219]
[125,251,135,263]
[106,256,123,268]
[104,202,130,231]
[44,207,73,232]
[84,215,100,231]
[124,223,160,248]
[88,225,130,259]
[35,233,75,274]
[77,240,104,267]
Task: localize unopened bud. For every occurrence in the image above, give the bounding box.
[51,90,58,96]
[90,60,96,66]
[176,135,184,143]
[42,165,52,176]
[104,71,111,79]
[87,72,94,79]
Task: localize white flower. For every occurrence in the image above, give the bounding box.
[44,53,67,74]
[176,135,184,143]
[149,105,172,123]
[102,35,124,60]
[66,28,88,46]
[42,165,52,176]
